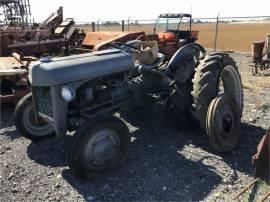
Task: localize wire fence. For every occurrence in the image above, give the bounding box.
[76,15,270,52]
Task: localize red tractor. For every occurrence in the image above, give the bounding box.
[144,13,199,59]
[82,13,198,60]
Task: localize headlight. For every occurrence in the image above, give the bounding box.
[61,86,75,102]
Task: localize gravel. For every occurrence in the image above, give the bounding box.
[0,52,269,201]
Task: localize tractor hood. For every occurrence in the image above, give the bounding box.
[29,49,134,86]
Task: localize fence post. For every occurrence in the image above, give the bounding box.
[97,19,100,32]
[122,20,125,32]
[92,22,96,32]
[214,13,220,52]
[127,17,131,31]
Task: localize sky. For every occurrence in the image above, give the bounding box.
[31,0,270,22]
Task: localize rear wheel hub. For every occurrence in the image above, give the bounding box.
[206,95,241,152]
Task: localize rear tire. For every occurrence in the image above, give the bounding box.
[14,93,55,141]
[68,117,130,179]
[192,53,243,129]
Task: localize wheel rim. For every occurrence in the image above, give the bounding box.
[207,95,240,152]
[218,104,235,139]
[22,104,54,136]
[82,129,121,170]
[222,113,233,134]
[219,65,243,112]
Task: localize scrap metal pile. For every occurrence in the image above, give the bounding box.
[0,2,85,104]
[1,1,63,57]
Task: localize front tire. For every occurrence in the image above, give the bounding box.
[14,93,55,141]
[68,117,130,179]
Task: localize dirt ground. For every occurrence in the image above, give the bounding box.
[0,51,269,201]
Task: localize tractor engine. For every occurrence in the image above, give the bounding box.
[74,73,130,112]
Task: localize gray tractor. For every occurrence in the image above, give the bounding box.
[14,41,243,179]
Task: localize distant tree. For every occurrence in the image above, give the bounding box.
[102,21,121,26]
[130,20,140,26]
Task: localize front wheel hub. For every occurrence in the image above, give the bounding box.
[83,129,120,169]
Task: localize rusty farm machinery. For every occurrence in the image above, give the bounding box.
[1,10,199,105]
[0,2,85,104]
[234,129,270,201]
[251,34,270,75]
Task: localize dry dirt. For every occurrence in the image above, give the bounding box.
[0,51,270,201]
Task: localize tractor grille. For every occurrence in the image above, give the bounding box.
[33,87,53,118]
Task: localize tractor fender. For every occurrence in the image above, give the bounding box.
[165,43,206,82]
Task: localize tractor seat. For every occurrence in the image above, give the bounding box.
[158,32,176,41]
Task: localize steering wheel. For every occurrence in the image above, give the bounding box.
[109,41,143,53]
